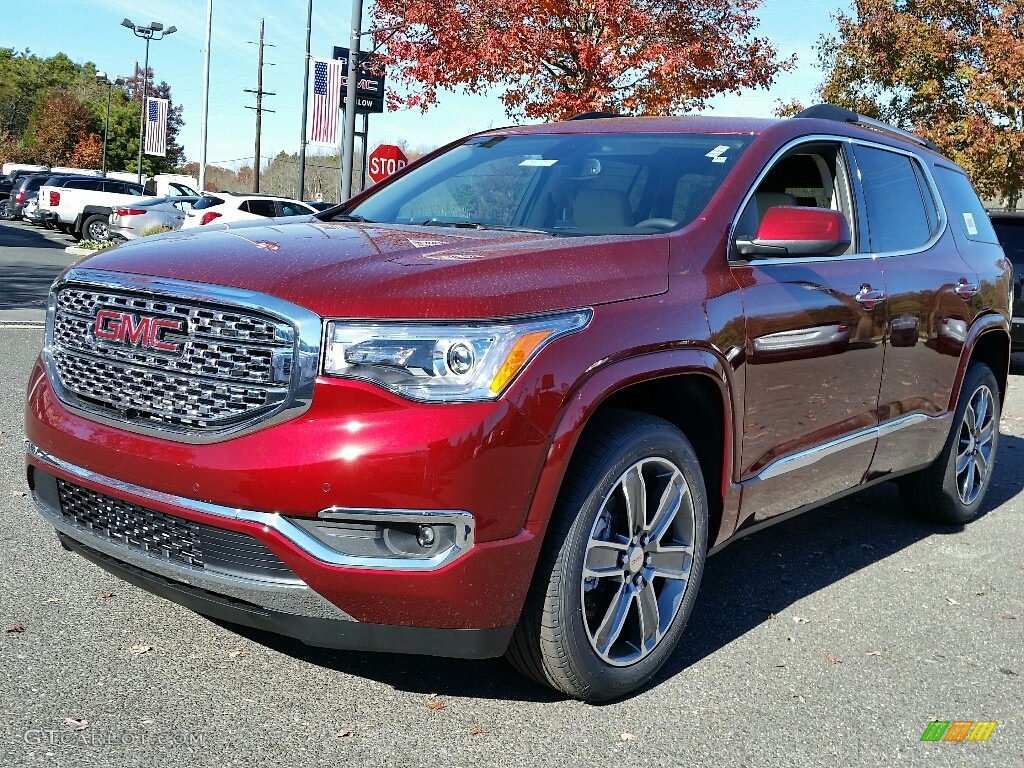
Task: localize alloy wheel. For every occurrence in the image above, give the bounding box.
[580,457,696,666]
[955,383,995,505]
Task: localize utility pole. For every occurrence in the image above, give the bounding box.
[244,18,275,193]
[297,0,313,200]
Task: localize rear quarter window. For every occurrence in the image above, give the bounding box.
[193,195,224,210]
[934,166,999,245]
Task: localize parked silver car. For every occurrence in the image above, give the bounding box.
[108,195,199,240]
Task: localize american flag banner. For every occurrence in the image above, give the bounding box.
[144,96,168,157]
[309,57,342,145]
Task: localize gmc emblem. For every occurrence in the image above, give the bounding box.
[93,310,183,352]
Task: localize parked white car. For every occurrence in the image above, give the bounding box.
[109,195,199,240]
[181,192,316,229]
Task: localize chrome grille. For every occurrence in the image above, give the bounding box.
[49,282,298,436]
[55,478,299,581]
[58,478,204,568]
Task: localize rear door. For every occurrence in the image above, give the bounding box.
[853,143,982,478]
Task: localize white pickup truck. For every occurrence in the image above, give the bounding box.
[38,177,151,240]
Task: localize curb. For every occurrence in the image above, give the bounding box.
[64,246,96,256]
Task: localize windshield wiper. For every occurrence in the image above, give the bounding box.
[419,220,552,235]
[329,213,374,223]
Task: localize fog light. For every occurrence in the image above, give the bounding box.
[417,524,436,548]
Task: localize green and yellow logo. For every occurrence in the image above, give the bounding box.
[920,720,997,742]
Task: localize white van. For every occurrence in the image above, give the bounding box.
[2,163,48,177]
[106,172,198,196]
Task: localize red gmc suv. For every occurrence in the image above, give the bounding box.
[25,105,1013,701]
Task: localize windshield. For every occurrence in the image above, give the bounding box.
[338,132,753,236]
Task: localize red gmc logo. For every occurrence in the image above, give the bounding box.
[93,310,183,352]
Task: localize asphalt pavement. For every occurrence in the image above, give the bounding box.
[0,217,1021,767]
[0,218,79,324]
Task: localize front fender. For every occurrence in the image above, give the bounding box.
[519,348,740,547]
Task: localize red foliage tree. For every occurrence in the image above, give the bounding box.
[370,0,792,120]
[24,92,98,166]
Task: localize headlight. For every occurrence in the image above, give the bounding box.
[322,310,592,402]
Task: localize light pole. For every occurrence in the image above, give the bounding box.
[95,72,124,176]
[121,18,176,185]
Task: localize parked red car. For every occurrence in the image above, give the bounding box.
[26,105,1012,701]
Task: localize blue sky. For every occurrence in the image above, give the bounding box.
[2,0,849,170]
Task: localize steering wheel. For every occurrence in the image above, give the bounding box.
[634,218,678,230]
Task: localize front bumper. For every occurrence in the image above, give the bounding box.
[26,357,550,651]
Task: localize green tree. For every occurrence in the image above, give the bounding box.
[818,0,1024,207]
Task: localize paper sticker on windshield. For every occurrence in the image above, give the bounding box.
[706,145,730,163]
[963,212,978,235]
[519,158,557,167]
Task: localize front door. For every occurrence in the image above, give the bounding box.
[731,141,885,523]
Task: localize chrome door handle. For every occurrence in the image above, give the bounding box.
[954,279,979,301]
[855,283,886,309]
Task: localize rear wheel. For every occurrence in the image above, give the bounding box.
[507,410,708,701]
[83,213,109,241]
[899,363,1000,524]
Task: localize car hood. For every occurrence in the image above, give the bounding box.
[76,220,669,318]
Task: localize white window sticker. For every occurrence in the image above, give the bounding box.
[705,145,730,163]
[963,212,978,235]
[519,158,557,167]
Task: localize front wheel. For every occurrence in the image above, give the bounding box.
[507,410,708,701]
[899,362,1000,525]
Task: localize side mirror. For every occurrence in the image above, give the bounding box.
[736,206,851,257]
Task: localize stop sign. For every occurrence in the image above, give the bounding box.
[368,144,409,183]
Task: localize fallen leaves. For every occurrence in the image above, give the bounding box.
[620,732,636,741]
[946,597,960,605]
[11,490,27,497]
[824,654,842,665]
[98,591,115,600]
[5,624,25,633]
[64,718,90,732]
[425,695,446,711]
[228,649,245,659]
[792,616,810,625]
[997,612,1017,620]
[865,650,882,656]
[468,725,485,736]
[129,644,152,655]
[335,726,354,738]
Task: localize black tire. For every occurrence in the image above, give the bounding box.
[82,213,109,241]
[506,410,708,701]
[899,363,1000,525]
[0,200,10,219]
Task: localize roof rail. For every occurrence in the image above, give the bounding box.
[567,111,621,121]
[794,103,939,152]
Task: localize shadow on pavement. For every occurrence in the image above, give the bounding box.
[212,432,1024,703]
[0,220,69,250]
[0,262,65,309]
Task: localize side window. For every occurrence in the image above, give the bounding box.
[101,181,125,194]
[278,201,311,217]
[734,142,855,252]
[852,145,938,253]
[933,166,998,245]
[68,179,102,191]
[245,199,277,217]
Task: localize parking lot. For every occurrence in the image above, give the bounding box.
[0,217,1021,767]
